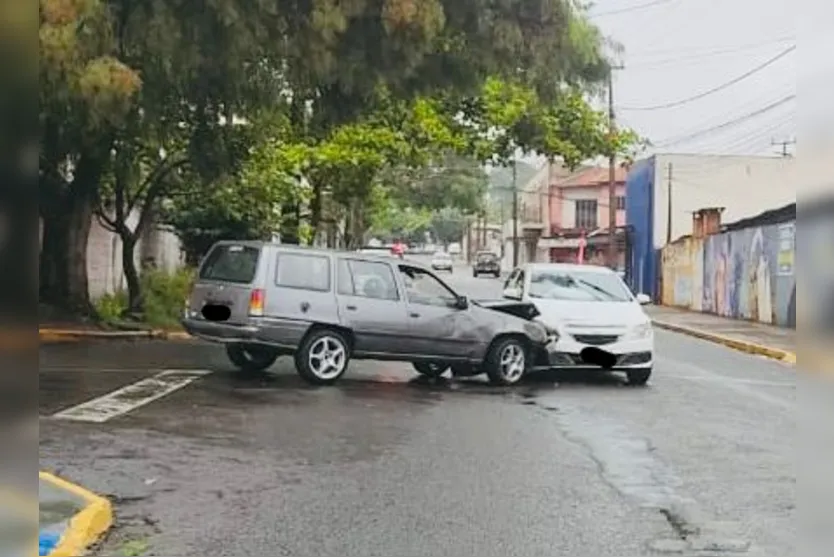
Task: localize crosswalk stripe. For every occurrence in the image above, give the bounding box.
[50,369,211,423]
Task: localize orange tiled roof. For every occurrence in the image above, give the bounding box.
[554,166,627,187]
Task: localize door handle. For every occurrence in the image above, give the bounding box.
[346,305,357,311]
[300,301,310,313]
[409,312,420,318]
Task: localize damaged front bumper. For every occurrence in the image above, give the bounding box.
[532,335,654,370]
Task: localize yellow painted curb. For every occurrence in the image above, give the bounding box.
[652,320,796,365]
[39,328,193,343]
[39,471,113,557]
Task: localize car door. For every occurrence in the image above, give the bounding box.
[334,258,410,356]
[397,265,478,358]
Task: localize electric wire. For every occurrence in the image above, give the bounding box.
[620,45,796,111]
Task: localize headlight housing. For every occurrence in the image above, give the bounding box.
[625,322,653,340]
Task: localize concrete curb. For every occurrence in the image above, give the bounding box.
[39,471,113,557]
[39,328,193,343]
[652,320,796,365]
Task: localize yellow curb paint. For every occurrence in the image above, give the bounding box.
[652,320,796,365]
[39,471,113,557]
[39,328,193,343]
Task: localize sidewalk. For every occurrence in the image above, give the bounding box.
[645,305,796,364]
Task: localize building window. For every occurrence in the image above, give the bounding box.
[616,196,626,211]
[575,199,598,229]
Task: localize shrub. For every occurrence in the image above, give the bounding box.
[141,267,195,329]
[94,291,128,324]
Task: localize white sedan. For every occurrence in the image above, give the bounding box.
[502,263,654,385]
[430,251,453,272]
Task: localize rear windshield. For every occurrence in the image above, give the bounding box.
[199,245,260,284]
[477,253,497,261]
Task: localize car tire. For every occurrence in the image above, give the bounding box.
[626,368,652,386]
[484,337,528,386]
[494,271,500,278]
[226,344,279,372]
[413,362,450,378]
[294,328,351,385]
[472,270,478,278]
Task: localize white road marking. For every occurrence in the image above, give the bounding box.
[50,369,211,423]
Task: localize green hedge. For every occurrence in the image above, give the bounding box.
[94,268,195,329]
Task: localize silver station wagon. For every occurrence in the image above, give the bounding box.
[183,242,557,385]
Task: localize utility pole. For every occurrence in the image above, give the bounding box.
[512,158,519,266]
[771,138,796,157]
[607,64,624,269]
[666,162,673,244]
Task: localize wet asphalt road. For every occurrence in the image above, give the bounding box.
[38,264,796,557]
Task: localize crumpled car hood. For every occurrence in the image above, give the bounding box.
[474,299,541,321]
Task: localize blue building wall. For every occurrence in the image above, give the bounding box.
[625,157,657,299]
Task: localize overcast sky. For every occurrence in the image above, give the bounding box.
[586,0,808,157]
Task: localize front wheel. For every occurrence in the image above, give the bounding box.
[413,362,450,378]
[626,368,652,386]
[295,329,351,385]
[484,337,528,386]
[226,344,280,372]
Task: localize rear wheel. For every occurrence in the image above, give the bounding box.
[626,368,652,386]
[295,329,351,385]
[413,362,450,378]
[226,344,280,372]
[484,337,528,386]
[472,270,478,277]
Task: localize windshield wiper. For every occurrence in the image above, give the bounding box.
[574,278,621,301]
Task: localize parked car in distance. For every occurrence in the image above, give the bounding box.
[183,242,556,385]
[503,262,654,385]
[473,251,501,278]
[430,251,453,272]
[448,242,462,255]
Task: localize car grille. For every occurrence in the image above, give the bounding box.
[572,334,619,346]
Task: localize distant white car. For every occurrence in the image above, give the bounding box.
[430,251,453,272]
[448,242,462,255]
[502,263,654,385]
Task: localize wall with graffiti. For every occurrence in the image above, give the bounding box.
[660,220,796,328]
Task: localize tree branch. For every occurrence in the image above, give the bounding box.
[126,157,189,216]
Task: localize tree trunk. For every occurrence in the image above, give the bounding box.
[280,202,299,244]
[121,234,142,315]
[40,146,109,316]
[310,185,322,244]
[39,187,97,315]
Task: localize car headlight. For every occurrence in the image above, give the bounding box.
[625,322,653,340]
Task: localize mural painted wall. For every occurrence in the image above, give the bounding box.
[660,220,796,328]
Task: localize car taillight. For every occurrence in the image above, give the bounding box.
[249,289,265,316]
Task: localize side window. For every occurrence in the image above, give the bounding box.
[344,260,399,301]
[336,258,354,295]
[399,266,457,307]
[275,253,331,292]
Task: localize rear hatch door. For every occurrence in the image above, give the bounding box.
[189,244,263,324]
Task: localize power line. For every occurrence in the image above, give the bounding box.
[627,39,797,70]
[654,95,796,148]
[620,45,796,111]
[591,0,678,18]
[626,36,795,60]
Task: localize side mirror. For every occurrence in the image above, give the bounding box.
[455,295,469,310]
[635,293,652,305]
